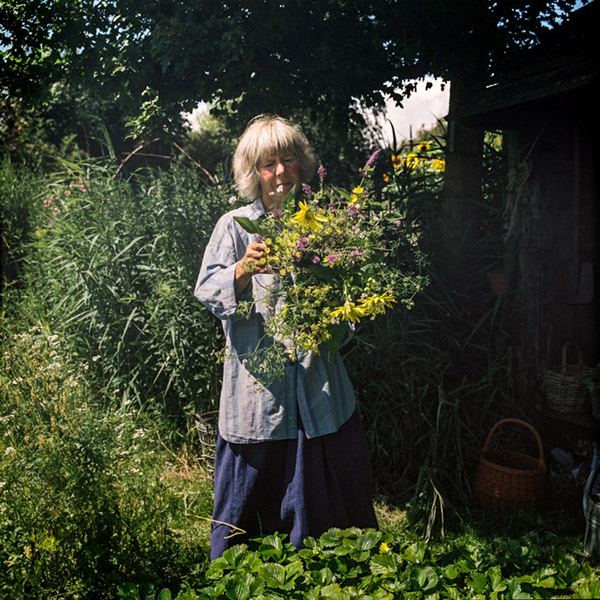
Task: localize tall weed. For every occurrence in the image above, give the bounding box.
[10,160,233,428]
[0,326,211,599]
[345,132,521,529]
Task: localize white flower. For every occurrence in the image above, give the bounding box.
[228,196,237,204]
[92,355,101,362]
[4,447,16,455]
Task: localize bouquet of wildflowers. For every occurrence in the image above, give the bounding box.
[234,151,425,375]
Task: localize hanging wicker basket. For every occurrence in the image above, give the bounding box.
[472,418,549,513]
[542,341,591,413]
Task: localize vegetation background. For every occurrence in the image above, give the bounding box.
[1,0,598,597]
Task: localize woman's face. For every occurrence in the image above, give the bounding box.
[257,151,301,210]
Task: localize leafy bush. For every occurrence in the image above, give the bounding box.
[118,528,599,599]
[344,133,521,523]
[0,326,211,599]
[10,160,233,426]
[0,158,47,290]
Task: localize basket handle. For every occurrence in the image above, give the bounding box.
[482,418,546,470]
[561,341,584,373]
[583,464,600,515]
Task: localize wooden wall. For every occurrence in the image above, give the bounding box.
[507,95,599,375]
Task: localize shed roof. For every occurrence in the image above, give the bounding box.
[449,2,597,121]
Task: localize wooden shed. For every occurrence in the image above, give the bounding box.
[448,2,598,432]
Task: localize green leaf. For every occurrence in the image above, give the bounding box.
[487,567,507,593]
[416,565,439,591]
[443,564,459,580]
[224,573,255,600]
[402,542,427,564]
[356,530,380,552]
[234,216,264,235]
[281,187,296,213]
[468,572,488,593]
[306,262,338,282]
[260,563,287,588]
[324,322,349,358]
[505,579,529,599]
[157,590,172,600]
[442,585,463,600]
[370,553,400,576]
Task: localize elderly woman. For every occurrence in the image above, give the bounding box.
[194,114,377,560]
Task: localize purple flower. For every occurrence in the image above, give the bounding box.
[302,184,312,195]
[328,203,336,211]
[311,255,320,264]
[365,150,381,169]
[297,236,309,249]
[271,208,284,218]
[348,204,360,219]
[256,234,264,243]
[317,165,327,178]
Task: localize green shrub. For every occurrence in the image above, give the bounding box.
[119,528,599,599]
[12,160,233,426]
[0,158,47,291]
[0,326,211,599]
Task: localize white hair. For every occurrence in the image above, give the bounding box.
[232,115,315,199]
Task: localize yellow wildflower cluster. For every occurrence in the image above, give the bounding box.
[384,142,445,180]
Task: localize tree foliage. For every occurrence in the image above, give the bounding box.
[1,0,586,133]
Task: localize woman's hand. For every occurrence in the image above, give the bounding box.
[234,241,268,298]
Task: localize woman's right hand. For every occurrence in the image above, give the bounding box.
[234,241,268,297]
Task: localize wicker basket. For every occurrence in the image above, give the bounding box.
[542,342,591,413]
[472,418,549,513]
[193,410,218,471]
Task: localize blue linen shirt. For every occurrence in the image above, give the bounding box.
[194,197,356,444]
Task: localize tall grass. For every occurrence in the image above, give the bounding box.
[0,326,212,599]
[3,159,233,434]
[344,132,535,533]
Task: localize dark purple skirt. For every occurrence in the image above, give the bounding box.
[210,408,378,560]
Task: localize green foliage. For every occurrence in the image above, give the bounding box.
[4,158,231,426]
[0,326,211,599]
[120,528,598,600]
[342,131,521,527]
[0,158,46,289]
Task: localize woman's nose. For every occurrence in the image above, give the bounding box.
[275,161,285,176]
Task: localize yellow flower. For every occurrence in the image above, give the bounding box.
[292,200,328,232]
[379,542,392,554]
[359,292,397,316]
[432,158,445,172]
[405,153,419,169]
[382,173,390,182]
[417,141,431,153]
[330,300,365,324]
[391,155,402,169]
[351,185,365,202]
